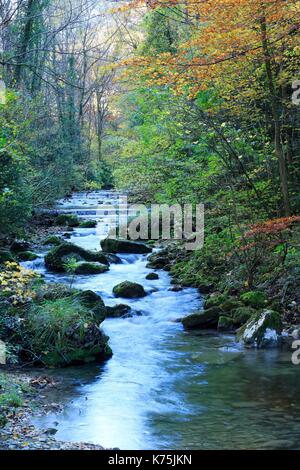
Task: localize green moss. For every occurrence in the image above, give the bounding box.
[218,316,235,331]
[42,235,63,246]
[240,291,268,309]
[106,304,132,318]
[146,272,159,280]
[79,220,97,228]
[204,294,227,309]
[56,214,80,227]
[232,306,257,326]
[45,242,109,272]
[74,262,109,275]
[18,251,39,261]
[220,299,244,313]
[113,281,146,298]
[182,306,221,330]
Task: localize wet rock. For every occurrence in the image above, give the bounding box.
[113,281,147,299]
[101,238,152,254]
[42,235,63,246]
[74,262,109,275]
[45,242,109,272]
[220,299,244,313]
[76,290,106,323]
[146,272,159,280]
[232,306,257,326]
[146,253,169,269]
[168,285,183,292]
[106,253,122,264]
[218,316,235,332]
[237,309,282,348]
[79,220,97,228]
[182,307,221,330]
[106,304,132,318]
[56,214,80,227]
[18,251,39,262]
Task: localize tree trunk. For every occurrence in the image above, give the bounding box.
[260,14,291,216]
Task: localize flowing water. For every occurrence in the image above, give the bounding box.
[24,191,300,450]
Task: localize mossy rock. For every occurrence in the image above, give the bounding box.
[10,240,30,253]
[220,299,244,313]
[22,296,110,367]
[0,250,15,264]
[101,238,152,254]
[240,290,268,309]
[113,281,147,299]
[56,214,80,227]
[74,262,109,275]
[75,290,106,323]
[204,294,227,309]
[146,272,159,280]
[237,309,282,348]
[18,251,39,262]
[106,304,132,318]
[146,253,169,269]
[182,306,221,330]
[42,235,63,246]
[232,306,257,326]
[79,220,97,228]
[45,242,109,272]
[218,316,235,332]
[35,283,77,302]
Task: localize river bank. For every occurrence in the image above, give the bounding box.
[0,370,105,450]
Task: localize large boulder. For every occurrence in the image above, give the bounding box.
[74,262,109,275]
[182,307,221,330]
[45,242,109,272]
[113,281,147,299]
[75,290,107,323]
[101,238,152,254]
[237,309,282,348]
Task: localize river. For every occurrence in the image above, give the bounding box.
[22,191,300,450]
